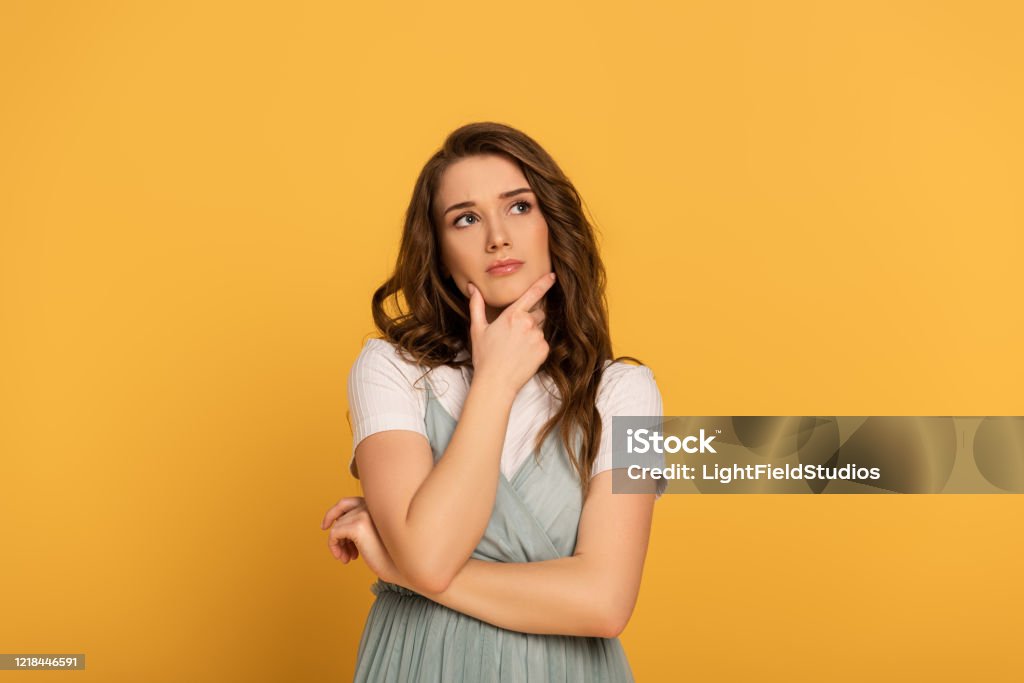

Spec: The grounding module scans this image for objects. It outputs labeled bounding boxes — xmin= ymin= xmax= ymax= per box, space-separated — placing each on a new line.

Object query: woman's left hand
xmin=321 ymin=496 xmax=406 ymax=587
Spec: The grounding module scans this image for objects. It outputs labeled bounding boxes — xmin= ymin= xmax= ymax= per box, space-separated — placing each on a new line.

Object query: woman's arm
xmin=330 ymin=359 xmax=664 ymax=634
xmin=392 ymin=469 xmax=657 ymax=638
xmin=355 ymin=378 xmax=514 ymax=594
xmin=355 ymin=274 xmax=555 ymax=595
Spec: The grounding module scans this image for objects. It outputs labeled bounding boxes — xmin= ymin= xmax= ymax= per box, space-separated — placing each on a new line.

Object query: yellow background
xmin=2 ymin=1 xmax=1021 ymax=680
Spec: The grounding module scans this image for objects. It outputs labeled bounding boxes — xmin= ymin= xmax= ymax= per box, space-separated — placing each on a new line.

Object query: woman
xmin=321 ymin=122 xmax=665 ymax=681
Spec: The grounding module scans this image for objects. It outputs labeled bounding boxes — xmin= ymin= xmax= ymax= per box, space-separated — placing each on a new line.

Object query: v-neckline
xmin=424 ymin=382 xmax=540 ymax=489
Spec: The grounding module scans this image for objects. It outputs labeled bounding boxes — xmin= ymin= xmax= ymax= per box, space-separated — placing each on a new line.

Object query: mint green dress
xmin=352 ymin=384 xmax=636 ymax=682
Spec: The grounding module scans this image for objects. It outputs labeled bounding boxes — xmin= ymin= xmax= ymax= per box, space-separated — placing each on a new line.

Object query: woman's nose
xmin=485 ymin=219 xmax=511 ymax=251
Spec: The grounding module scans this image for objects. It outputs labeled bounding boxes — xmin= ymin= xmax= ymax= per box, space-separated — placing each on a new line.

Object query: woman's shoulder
xmin=350 ymin=338 xmax=426 ymax=387
xmin=599 ymin=359 xmax=656 ymax=385
xmin=357 ymin=337 xmax=417 ymax=364
xmin=357 ymin=337 xmax=468 ymax=365
xmin=350 ymin=337 xmax=465 ymax=394
xmin=596 ymin=359 xmax=660 ymax=409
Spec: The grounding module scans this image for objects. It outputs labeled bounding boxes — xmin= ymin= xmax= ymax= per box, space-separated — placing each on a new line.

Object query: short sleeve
xmin=347 ymin=339 xmax=428 ymax=479
xmin=592 ymin=363 xmax=668 ymax=498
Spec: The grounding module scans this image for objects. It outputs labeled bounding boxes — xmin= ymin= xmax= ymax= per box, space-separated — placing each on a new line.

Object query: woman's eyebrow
xmin=442 ymin=188 xmax=533 ymax=217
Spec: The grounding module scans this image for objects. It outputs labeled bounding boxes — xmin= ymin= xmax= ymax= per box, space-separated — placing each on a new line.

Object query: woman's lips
xmin=487 ymin=261 xmax=524 ymax=276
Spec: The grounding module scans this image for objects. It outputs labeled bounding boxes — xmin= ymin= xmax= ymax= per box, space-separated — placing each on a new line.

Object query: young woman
xmin=320 ymin=122 xmax=665 ymax=681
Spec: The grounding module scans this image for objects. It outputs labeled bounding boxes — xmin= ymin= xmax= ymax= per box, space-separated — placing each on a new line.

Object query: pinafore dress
xmin=352 ymin=383 xmax=635 ymax=682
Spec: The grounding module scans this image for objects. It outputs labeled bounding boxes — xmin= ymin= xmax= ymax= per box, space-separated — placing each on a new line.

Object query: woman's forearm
xmin=405 ymin=555 xmax=631 ymax=639
xmin=398 ymin=374 xmax=517 ymax=592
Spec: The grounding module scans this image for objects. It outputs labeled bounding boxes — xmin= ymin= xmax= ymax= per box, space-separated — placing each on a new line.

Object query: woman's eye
xmin=453 ymin=201 xmax=530 ymax=228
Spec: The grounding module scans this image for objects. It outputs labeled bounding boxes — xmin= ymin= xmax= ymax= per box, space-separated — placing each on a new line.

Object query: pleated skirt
xmin=352 ymin=581 xmax=635 ymax=682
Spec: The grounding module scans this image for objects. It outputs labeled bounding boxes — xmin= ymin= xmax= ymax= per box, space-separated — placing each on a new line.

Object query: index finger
xmin=321 ymin=496 xmax=365 ymax=529
xmin=467 ymin=282 xmax=487 ymax=334
xmin=509 ymin=272 xmax=556 ymax=314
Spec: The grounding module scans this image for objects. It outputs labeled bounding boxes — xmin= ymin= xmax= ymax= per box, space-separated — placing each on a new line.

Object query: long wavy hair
xmin=370 ymin=121 xmax=643 ymax=498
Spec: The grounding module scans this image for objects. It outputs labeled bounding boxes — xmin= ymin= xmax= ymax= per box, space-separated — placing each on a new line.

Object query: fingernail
xmin=549 ymin=272 xmax=556 ymax=281
xmin=468 ymin=283 xmax=476 ymax=295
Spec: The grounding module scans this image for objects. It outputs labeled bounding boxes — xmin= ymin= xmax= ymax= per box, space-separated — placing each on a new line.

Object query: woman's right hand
xmin=467 ymin=271 xmax=556 ymax=396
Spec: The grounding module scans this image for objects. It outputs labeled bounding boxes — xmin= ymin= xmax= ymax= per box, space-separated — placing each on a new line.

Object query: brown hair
xmin=370 ymin=121 xmax=644 ymax=498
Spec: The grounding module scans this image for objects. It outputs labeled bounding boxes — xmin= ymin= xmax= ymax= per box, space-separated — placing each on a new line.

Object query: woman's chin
xmin=488 ymin=273 xmax=541 ymax=299
xmin=486 ymin=296 xmax=516 ymax=309
xmin=479 ymin=286 xmax=524 ymax=308
xmin=483 ymin=293 xmax=527 ymax=312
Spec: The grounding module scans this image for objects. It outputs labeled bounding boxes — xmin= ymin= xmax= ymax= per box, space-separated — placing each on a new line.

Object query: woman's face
xmin=434 ymin=154 xmax=552 ymax=324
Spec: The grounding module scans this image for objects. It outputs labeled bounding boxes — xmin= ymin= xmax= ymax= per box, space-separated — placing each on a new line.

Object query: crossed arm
xmin=352 ymin=418 xmax=657 ymax=639
xmin=407 ymin=468 xmax=656 ymax=638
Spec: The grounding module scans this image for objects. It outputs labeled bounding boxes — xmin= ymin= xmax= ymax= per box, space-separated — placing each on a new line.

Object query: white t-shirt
xmin=347 ymin=338 xmax=664 ymax=496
